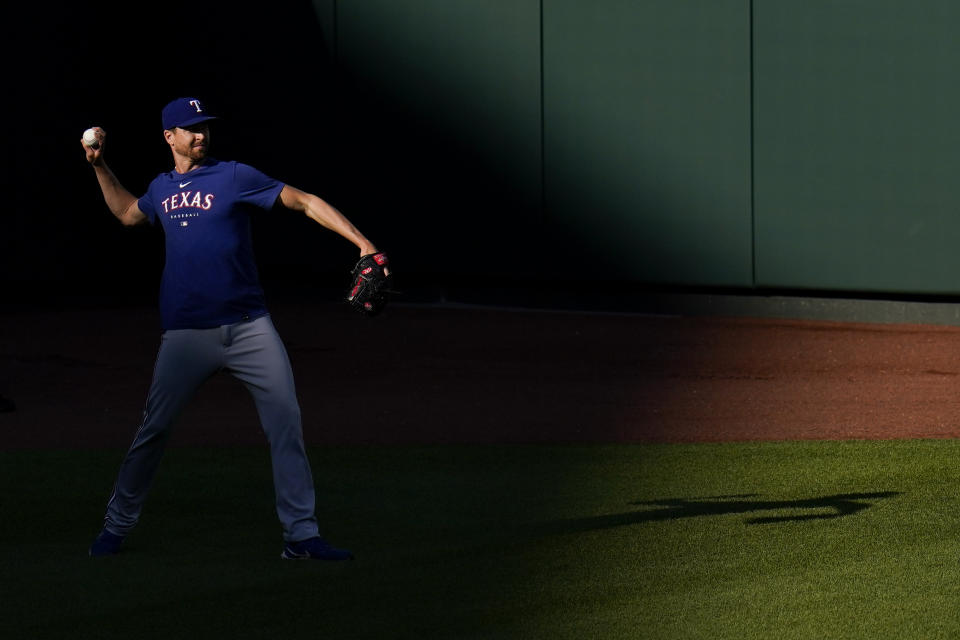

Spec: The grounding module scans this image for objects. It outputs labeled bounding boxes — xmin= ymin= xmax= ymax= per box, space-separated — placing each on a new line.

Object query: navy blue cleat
xmin=89 ymin=530 xmax=125 ymax=556
xmin=281 ymin=536 xmax=353 ymax=561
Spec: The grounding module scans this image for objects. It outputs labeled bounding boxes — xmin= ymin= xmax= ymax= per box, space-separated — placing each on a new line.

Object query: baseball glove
xmin=347 ymin=252 xmax=392 ymax=316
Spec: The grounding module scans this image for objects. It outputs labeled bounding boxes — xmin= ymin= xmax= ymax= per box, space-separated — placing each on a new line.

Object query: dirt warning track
xmin=2 ymin=302 xmax=959 ymax=449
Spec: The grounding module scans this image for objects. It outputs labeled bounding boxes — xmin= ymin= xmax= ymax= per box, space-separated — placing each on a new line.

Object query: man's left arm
xmin=278 ymin=185 xmax=379 ymax=257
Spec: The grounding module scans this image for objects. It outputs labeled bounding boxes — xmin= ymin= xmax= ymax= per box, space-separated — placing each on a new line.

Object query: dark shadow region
xmin=544 ymin=492 xmax=901 ymax=535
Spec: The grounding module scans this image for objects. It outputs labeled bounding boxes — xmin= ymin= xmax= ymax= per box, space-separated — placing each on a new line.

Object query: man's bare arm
xmin=81 ymin=127 xmax=147 ymax=227
xmin=278 ymin=185 xmax=378 ymax=256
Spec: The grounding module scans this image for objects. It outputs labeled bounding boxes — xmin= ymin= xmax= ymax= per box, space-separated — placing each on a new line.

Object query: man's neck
xmin=173 ymin=156 xmax=206 ymax=175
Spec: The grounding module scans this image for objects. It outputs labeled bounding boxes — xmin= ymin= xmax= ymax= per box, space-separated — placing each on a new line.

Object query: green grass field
xmin=2 ymin=440 xmax=960 ymax=639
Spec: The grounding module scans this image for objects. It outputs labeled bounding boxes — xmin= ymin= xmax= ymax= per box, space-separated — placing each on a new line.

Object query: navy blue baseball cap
xmin=162 ymin=97 xmax=218 ymax=130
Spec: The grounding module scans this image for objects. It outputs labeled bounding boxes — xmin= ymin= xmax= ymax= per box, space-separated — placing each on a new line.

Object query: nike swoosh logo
xmin=180 ymin=181 xmax=192 ymax=188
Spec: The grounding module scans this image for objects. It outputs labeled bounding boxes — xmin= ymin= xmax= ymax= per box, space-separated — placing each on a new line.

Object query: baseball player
xmin=83 ymin=97 xmax=384 ymax=560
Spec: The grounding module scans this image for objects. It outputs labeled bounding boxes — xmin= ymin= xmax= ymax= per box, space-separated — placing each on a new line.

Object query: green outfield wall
xmin=313 ymin=0 xmax=960 ymax=294
xmin=754 ymin=1 xmax=960 ymax=294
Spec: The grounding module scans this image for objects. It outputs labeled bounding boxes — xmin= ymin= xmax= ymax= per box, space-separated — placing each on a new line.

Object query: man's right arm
xmin=82 ymin=127 xmax=148 ymax=227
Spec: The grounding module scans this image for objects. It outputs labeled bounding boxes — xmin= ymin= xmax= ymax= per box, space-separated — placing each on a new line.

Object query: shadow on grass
xmin=544 ymin=492 xmax=900 ymax=534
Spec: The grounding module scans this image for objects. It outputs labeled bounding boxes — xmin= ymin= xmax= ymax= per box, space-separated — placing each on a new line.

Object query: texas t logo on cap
xmin=162 ymin=97 xmax=218 ymax=130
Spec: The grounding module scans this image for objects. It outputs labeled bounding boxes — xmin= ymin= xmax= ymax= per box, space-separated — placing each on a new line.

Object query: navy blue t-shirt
xmin=138 ymin=158 xmax=284 ymax=330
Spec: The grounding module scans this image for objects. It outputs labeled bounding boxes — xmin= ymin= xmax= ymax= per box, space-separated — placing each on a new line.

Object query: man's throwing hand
xmin=81 ymin=126 xmax=105 ymax=164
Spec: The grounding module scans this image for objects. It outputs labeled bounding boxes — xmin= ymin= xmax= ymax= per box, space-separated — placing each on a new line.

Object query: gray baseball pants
xmin=101 ymin=315 xmax=320 ymax=542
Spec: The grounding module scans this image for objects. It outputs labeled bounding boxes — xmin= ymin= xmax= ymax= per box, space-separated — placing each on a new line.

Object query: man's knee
xmin=261 ymin=400 xmax=302 ymax=438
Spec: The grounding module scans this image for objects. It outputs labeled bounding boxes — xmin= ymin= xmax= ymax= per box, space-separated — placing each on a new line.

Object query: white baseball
xmin=83 ymin=128 xmax=100 ymax=148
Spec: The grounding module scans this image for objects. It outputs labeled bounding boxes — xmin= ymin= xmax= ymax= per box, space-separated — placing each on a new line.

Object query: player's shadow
xmin=542 ymin=491 xmax=900 ymax=535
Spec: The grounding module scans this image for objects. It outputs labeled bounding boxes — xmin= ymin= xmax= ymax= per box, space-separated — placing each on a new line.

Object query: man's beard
xmin=178 ymin=140 xmax=208 ymax=161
